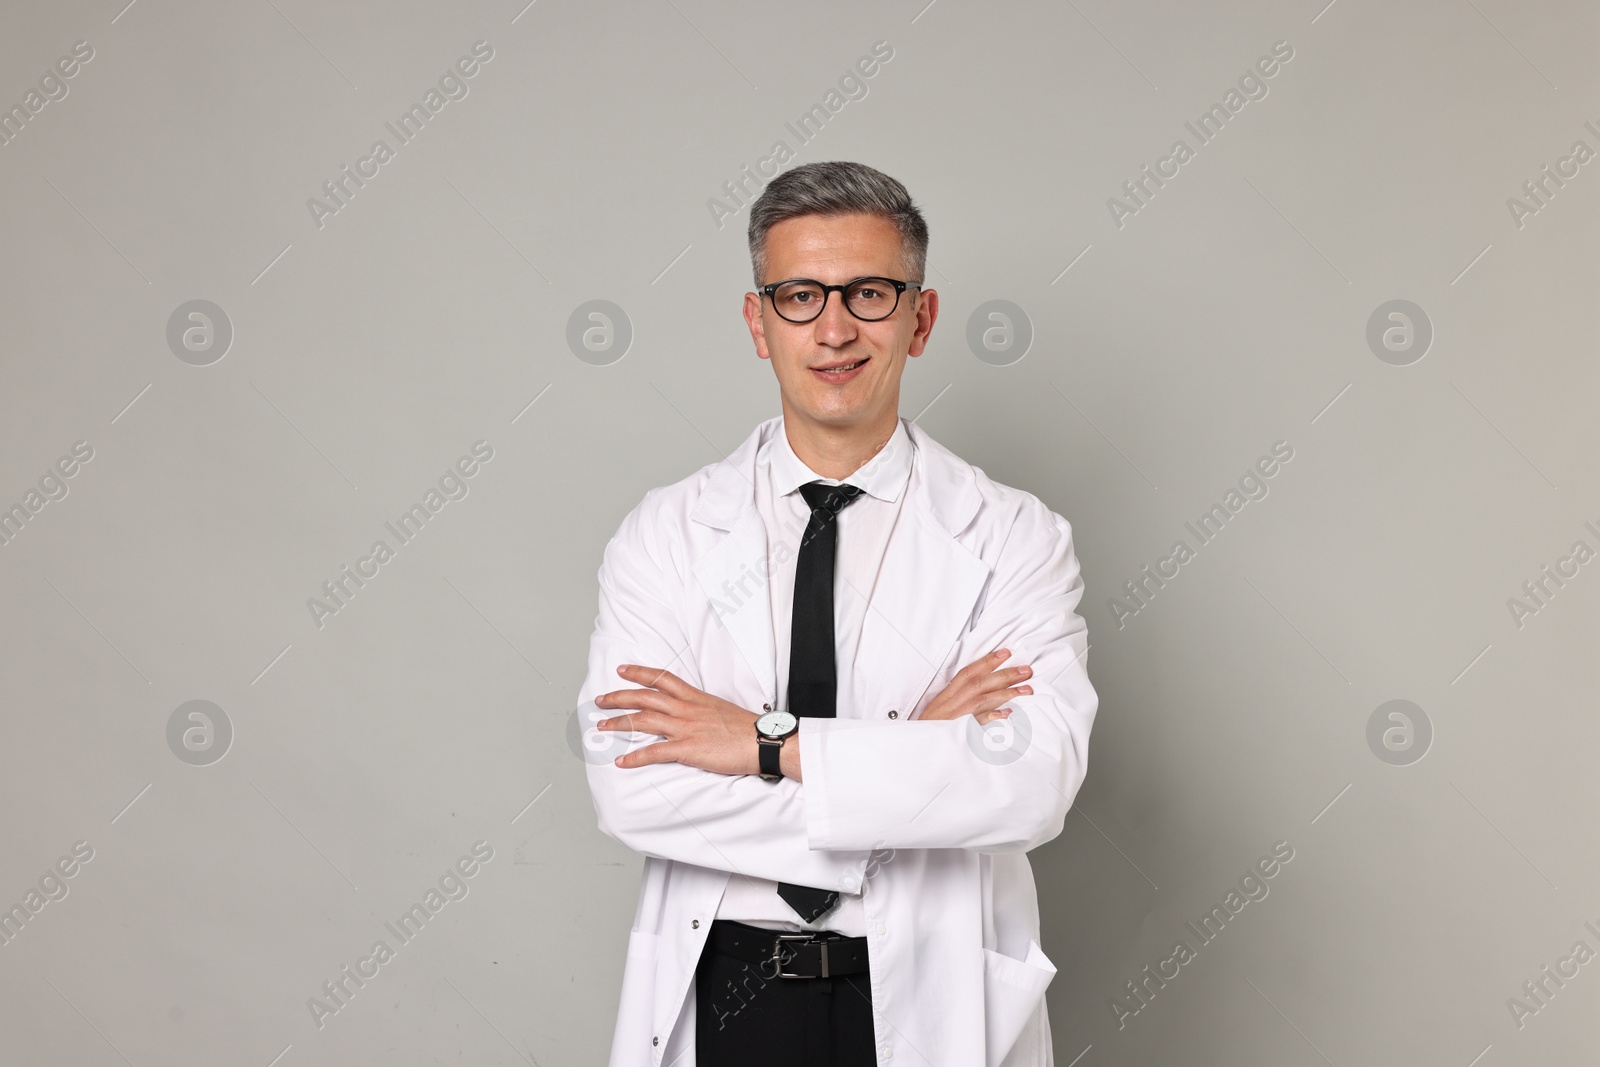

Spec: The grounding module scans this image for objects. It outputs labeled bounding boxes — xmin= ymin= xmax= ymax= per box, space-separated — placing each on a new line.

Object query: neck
xmin=780 ymin=402 xmax=899 ymax=481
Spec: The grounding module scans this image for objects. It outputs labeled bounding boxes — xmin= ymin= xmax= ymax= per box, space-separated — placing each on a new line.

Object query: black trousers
xmin=695 ymin=920 xmax=877 ymax=1066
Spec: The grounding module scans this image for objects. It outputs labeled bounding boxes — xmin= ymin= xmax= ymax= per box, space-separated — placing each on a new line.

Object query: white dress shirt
xmin=713 ymin=413 xmax=915 ymax=936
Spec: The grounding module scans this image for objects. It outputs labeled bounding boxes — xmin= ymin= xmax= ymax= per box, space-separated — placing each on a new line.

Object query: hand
xmin=593 ymin=664 xmax=763 ymax=776
xmin=917 ymin=648 xmax=1032 ymax=725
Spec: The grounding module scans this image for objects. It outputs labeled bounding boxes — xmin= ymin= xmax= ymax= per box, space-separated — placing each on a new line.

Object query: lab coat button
xmin=691 ymin=919 xmax=700 ymax=928
xmin=652 ymin=1035 xmax=659 ymax=1046
xmin=887 ymin=709 xmax=898 ymax=719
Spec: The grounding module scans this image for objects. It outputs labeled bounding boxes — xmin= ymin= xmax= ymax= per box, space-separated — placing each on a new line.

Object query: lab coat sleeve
xmin=799 ymin=494 xmax=1098 ymax=854
xmin=579 ymin=491 xmax=870 ymax=890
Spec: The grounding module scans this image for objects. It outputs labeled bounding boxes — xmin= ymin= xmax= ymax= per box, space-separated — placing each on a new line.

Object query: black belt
xmin=707 ymin=919 xmax=870 ymax=979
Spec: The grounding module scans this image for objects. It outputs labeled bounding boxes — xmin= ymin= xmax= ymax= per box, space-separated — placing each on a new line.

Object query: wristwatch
xmin=754 ymin=704 xmax=798 ymax=781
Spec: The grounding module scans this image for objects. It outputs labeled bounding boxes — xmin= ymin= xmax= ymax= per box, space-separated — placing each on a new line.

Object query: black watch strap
xmin=758 ymin=736 xmax=783 ymax=779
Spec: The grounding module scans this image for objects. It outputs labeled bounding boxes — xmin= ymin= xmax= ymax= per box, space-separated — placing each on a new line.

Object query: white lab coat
xmin=579 ymin=415 xmax=1098 ymax=1066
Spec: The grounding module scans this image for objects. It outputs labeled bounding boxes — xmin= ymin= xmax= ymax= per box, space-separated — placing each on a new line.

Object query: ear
xmin=744 ymin=291 xmax=772 ymax=360
xmin=905 ymin=288 xmax=938 ymax=357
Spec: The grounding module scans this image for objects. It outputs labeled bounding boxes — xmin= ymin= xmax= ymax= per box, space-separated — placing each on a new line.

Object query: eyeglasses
xmin=759 ymin=276 xmax=922 ymax=324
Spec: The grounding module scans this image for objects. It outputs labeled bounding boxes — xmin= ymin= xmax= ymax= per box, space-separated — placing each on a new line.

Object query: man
xmin=579 ymin=161 xmax=1098 ymax=1066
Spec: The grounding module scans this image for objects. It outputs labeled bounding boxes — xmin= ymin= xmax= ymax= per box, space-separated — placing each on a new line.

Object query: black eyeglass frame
xmin=758 ymin=276 xmax=923 ymax=324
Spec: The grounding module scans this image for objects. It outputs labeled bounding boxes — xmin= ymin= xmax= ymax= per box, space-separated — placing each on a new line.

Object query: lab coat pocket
xmin=613 ymin=929 xmax=660 ymax=1060
xmin=982 ymin=938 xmax=1057 ymax=1066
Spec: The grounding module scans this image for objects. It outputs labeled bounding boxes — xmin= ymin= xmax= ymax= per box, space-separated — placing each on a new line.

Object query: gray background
xmin=1 ymin=0 xmax=1595 ymax=1064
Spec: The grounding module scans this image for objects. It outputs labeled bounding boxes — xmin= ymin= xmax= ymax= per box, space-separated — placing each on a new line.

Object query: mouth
xmin=811 ymin=356 xmax=869 ymax=382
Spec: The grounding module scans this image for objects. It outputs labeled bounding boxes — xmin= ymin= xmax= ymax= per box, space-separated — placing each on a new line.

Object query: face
xmin=743 ymin=213 xmax=937 ymax=436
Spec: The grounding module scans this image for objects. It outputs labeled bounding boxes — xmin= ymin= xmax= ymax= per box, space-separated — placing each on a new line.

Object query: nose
xmin=811 ymin=291 xmax=858 ymax=347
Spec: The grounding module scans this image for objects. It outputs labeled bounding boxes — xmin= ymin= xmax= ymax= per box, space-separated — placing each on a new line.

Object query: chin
xmin=799 ymin=399 xmax=874 ymax=425
xmin=782 ymin=377 xmax=885 ymax=425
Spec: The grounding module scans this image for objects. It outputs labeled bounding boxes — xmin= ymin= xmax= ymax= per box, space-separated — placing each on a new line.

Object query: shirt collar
xmin=764 ymin=415 xmax=914 ymax=504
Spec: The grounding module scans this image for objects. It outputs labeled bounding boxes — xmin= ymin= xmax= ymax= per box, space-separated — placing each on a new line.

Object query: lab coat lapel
xmin=692 ymin=503 xmax=777 ymax=706
xmin=855 ymin=419 xmax=990 ymax=719
xmin=690 ymin=422 xmax=778 ymax=707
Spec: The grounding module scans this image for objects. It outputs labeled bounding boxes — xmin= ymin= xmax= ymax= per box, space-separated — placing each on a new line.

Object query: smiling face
xmin=743 ymin=212 xmax=937 ymax=445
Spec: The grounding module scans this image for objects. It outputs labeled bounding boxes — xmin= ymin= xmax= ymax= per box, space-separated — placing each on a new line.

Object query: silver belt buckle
xmin=773 ymin=933 xmax=827 ymax=979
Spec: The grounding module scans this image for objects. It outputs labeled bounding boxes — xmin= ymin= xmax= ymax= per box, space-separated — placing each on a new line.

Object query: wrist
xmin=754 ymin=705 xmax=798 ymax=780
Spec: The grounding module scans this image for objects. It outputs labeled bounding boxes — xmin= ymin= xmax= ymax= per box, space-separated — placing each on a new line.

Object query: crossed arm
xmin=593 ymin=646 xmax=1030 ymax=782
xmin=578 ymin=494 xmax=1098 ymax=881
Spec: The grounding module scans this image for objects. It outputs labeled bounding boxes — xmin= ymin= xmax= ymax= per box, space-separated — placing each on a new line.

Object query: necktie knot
xmin=799 ymin=481 xmax=864 ymax=516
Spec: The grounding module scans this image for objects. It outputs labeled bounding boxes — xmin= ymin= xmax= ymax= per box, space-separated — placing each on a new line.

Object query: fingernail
xmin=596 ymin=718 xmax=609 ymax=728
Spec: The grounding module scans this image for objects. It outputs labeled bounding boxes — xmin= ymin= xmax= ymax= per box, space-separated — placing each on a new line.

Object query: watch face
xmin=756 ymin=710 xmax=797 ymax=739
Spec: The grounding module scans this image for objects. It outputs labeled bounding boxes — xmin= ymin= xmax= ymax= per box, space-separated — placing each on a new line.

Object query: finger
xmin=595 ymin=710 xmax=667 ymax=735
xmin=940 ymin=662 xmax=1030 ymax=713
xmin=955 ymin=648 xmax=1011 ymax=681
xmin=596 ymin=687 xmax=672 ymax=715
xmin=617 ymin=663 xmax=696 ymax=698
xmin=968 ymin=686 xmax=1029 ymax=717
xmin=615 ymin=740 xmax=684 ymax=769
xmin=936 ymin=652 xmax=1014 ymax=704
xmin=971 ymin=667 xmax=1033 ymax=698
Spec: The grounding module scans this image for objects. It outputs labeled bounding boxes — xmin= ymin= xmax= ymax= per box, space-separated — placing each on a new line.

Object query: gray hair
xmin=747 ymin=161 xmax=929 ymax=287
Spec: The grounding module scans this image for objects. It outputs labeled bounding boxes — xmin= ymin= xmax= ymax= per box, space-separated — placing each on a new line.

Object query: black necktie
xmin=776 ymin=480 xmax=866 ymax=925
